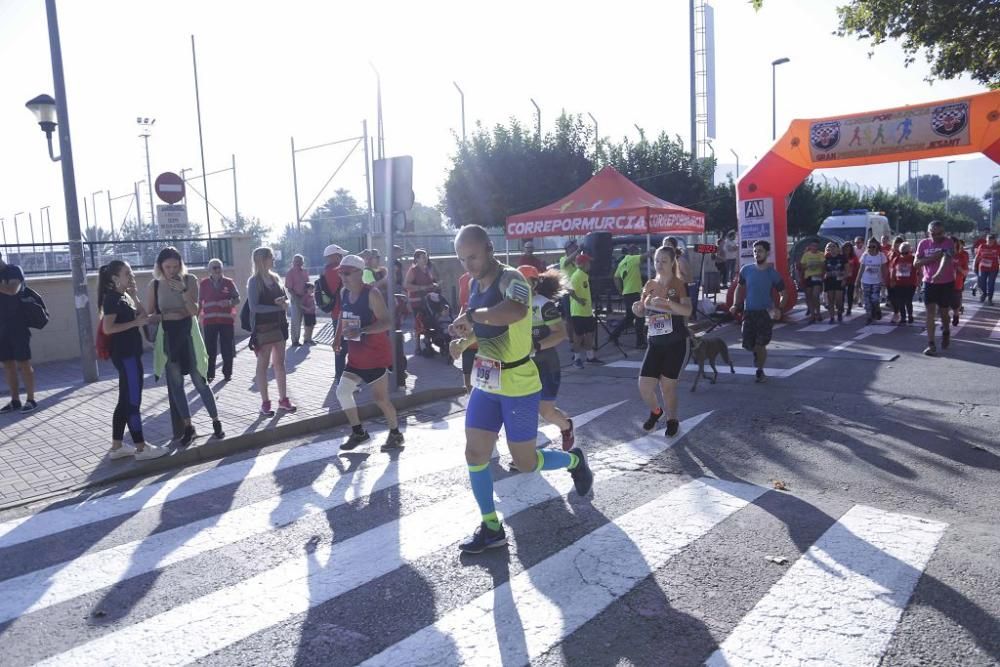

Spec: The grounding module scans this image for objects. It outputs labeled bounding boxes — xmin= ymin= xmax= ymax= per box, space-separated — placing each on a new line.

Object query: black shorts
xmin=640 ymin=337 xmax=688 ymax=380
xmin=805 ymin=277 xmax=823 ymax=289
xmin=344 ymin=366 xmax=389 ymax=384
xmin=823 ymin=279 xmax=843 ymax=292
xmin=461 ymin=347 xmax=477 ymax=376
xmin=741 ymin=310 xmax=774 ymax=350
xmin=0 ymin=327 xmax=31 ymax=362
xmin=570 ymin=316 xmax=596 ymax=334
xmin=923 ymin=281 xmax=954 ymax=308
xmin=303 ymin=313 xmax=317 ymax=327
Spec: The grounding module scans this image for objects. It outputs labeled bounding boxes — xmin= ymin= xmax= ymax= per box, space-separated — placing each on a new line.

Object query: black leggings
xmin=112 ymin=355 xmax=145 ymax=444
xmin=895 ymin=285 xmax=916 ymax=320
xmin=844 ymin=281 xmax=856 ymax=312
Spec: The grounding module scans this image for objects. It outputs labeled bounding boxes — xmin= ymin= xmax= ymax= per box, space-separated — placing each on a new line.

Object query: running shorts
xmin=805 ymin=276 xmax=823 ymax=288
xmin=639 ymin=338 xmax=688 ymax=380
xmin=0 ymin=327 xmax=31 ymax=362
xmin=343 ymin=366 xmax=389 ymax=385
xmin=570 ymin=316 xmax=596 ymax=334
xmin=923 ymin=281 xmax=954 ymax=308
xmin=741 ymin=309 xmax=774 ymax=350
xmin=823 ymin=279 xmax=843 ymax=292
xmin=465 ymin=388 xmax=540 ymax=442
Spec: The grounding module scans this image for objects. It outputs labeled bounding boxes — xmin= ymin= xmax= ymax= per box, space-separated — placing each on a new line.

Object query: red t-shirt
xmin=975 ymin=244 xmax=1000 ymax=272
xmin=845 ymin=255 xmax=860 ymax=282
xmin=890 ymin=254 xmax=918 ymax=287
xmin=322 ymin=265 xmax=343 ymax=319
xmin=953 ymin=250 xmax=970 ymax=290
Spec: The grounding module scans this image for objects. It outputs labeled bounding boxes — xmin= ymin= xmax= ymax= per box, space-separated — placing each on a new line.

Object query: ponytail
xmin=97 ymin=260 xmax=126 ymax=314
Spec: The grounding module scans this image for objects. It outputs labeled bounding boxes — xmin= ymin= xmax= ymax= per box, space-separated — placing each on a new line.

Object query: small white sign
xmin=157 ymin=205 xmax=189 ymax=237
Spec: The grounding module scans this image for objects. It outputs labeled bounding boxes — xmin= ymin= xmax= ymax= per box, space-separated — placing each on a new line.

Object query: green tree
xmin=409 ymin=202 xmax=448 ymax=234
xmin=221 ymin=214 xmax=268 ymax=248
xmin=896 ymin=174 xmax=946 ymax=203
xmin=752 ymin=0 xmax=1000 ymax=87
xmin=945 ymin=194 xmax=987 ymax=229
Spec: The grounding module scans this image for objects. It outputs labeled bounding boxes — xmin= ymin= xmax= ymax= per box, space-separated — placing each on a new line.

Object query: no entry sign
xmin=154 ymin=172 xmax=185 ymax=205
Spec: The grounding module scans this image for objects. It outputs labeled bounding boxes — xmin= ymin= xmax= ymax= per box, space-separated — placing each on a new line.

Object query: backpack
xmin=316 ymin=274 xmax=339 ymax=314
xmin=239 ymin=300 xmax=252 ymax=332
xmin=95 ymin=320 xmax=112 ymax=360
xmin=19 ymin=286 xmax=49 ymax=330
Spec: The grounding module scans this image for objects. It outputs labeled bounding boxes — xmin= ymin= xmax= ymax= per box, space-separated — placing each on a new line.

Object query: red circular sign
xmin=154 ymin=172 xmax=185 ymax=205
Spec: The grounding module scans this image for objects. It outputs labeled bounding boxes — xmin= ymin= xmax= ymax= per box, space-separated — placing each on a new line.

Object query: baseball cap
xmin=575 ymin=253 xmax=592 ymax=263
xmin=517 ymin=264 xmax=540 ymax=280
xmin=323 ymin=244 xmax=347 ymax=257
xmin=337 ymin=255 xmax=366 ymax=272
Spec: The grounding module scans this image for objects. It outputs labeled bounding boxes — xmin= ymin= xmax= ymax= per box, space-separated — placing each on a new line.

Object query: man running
xmin=730 ymin=241 xmax=787 ymax=383
xmin=915 ymin=221 xmax=955 ymax=356
xmin=334 ymin=255 xmax=404 ymax=451
xmin=448 ymin=225 xmax=592 ymax=554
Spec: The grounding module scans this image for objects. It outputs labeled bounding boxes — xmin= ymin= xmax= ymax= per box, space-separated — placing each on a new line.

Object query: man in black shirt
xmin=0 ymin=252 xmax=36 ymax=413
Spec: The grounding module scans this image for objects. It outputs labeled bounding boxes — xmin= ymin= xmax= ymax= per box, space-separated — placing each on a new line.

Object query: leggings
xmin=844 ymin=281 xmax=855 ymax=312
xmin=896 ymin=285 xmax=915 ymax=320
xmin=862 ymin=283 xmax=882 ymax=315
xmin=165 ymin=360 xmax=219 ymax=421
xmin=112 ymin=355 xmax=145 ymax=443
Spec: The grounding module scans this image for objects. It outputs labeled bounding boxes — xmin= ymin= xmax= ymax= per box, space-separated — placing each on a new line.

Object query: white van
xmin=818 ymin=209 xmax=892 ymax=244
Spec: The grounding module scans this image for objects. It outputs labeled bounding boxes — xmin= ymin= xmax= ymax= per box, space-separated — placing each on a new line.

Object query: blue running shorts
xmin=465 ymin=388 xmax=540 ymax=443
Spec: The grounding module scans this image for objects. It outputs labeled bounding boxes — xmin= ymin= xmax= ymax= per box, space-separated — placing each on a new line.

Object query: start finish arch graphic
xmin=735 ymin=89 xmax=1000 ymax=303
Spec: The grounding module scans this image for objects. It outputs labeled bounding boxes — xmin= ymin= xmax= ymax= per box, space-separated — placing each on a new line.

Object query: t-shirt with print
xmin=976 ymin=245 xmax=1000 ymax=272
xmin=568 ymin=269 xmax=592 ymax=317
xmin=916 ymin=237 xmax=956 ymax=284
xmin=800 ymin=251 xmax=825 ymax=279
xmin=614 ymin=254 xmax=642 ymax=296
xmin=738 ymin=264 xmax=784 ymax=311
xmin=859 ymin=252 xmax=887 ymax=285
xmin=824 ymin=255 xmax=847 ymax=283
xmin=890 ymin=254 xmax=918 ymax=287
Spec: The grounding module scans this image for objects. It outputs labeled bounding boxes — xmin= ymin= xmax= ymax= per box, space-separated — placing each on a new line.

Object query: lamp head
xmin=772 ymin=57 xmax=790 ymax=66
xmin=25 ymin=94 xmax=57 ymax=134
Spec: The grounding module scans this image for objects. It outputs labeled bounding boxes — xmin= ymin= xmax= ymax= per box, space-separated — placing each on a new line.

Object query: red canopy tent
xmin=504 ymin=165 xmax=705 ymax=240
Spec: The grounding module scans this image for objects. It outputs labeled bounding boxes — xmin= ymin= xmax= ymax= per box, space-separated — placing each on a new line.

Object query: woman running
xmin=518 ymin=265 xmax=575 ymax=450
xmin=99 ymin=261 xmax=167 ymax=461
xmin=856 ymin=238 xmax=889 ymax=324
xmin=147 ymin=247 xmax=224 ymax=445
xmin=890 ymin=241 xmax=918 ymax=325
xmin=248 ymin=247 xmax=296 ymax=417
xmin=823 ymin=242 xmax=846 ymax=323
xmin=632 ymin=246 xmax=692 ymax=437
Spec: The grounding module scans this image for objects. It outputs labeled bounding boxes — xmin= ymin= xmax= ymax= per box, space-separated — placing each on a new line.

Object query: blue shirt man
xmin=731 ymin=241 xmax=787 ymax=383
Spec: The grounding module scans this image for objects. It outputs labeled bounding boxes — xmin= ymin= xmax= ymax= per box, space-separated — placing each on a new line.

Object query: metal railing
xmin=0 ymin=237 xmax=234 ymax=276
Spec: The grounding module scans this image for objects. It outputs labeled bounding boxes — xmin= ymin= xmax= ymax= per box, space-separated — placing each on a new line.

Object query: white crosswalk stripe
xmin=0 ymin=405 xmax=953 ymax=667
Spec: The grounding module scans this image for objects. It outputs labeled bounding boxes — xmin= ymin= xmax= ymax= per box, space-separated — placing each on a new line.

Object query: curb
xmin=0 ymin=386 xmax=465 ymax=513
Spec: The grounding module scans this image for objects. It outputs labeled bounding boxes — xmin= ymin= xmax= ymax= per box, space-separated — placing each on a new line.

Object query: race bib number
xmin=647 ymin=313 xmax=674 ymax=337
xmin=982 ymin=259 xmax=995 ymax=270
xmin=897 ymin=265 xmax=911 ymax=277
xmin=341 ymin=314 xmax=362 ymax=341
xmin=473 ymin=356 xmax=501 ymax=392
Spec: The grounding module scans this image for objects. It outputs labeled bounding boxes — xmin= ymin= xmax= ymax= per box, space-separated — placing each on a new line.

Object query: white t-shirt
xmin=860 ymin=252 xmax=886 ymax=285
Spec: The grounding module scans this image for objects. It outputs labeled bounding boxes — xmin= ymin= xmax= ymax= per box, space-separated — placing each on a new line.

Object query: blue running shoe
xmin=459 ymin=522 xmax=507 ymax=554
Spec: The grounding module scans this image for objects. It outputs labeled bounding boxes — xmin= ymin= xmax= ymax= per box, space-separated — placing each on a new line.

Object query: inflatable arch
xmin=735 ymin=89 xmax=1000 ymax=307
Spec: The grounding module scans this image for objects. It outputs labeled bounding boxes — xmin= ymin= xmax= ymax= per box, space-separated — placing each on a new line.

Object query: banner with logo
xmin=809 ymin=100 xmax=971 ymax=164
xmin=737 ymin=197 xmax=775 ymax=265
xmin=505 ymin=210 xmax=703 ymax=239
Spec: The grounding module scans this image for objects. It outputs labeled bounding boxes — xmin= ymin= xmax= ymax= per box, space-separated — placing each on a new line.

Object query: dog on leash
xmin=689 ymin=335 xmax=735 ymax=392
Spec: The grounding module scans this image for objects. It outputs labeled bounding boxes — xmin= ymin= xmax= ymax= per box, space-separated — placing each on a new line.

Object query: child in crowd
xmin=302 ymin=282 xmax=318 ymax=345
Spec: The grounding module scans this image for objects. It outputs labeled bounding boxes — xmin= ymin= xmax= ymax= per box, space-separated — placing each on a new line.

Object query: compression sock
xmin=534 ymin=449 xmax=578 ymax=471
xmin=468 ymin=463 xmax=500 ymax=530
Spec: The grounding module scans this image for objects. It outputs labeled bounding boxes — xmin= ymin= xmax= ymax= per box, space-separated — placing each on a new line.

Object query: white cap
xmin=323 ymin=244 xmax=347 ymax=257
xmin=337 ymin=254 xmax=366 ymax=271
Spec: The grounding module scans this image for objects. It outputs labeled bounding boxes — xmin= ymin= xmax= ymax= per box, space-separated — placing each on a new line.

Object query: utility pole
xmin=689 ymin=0 xmax=697 ymax=163
xmin=191 ymin=35 xmax=212 ymax=239
xmin=530 ymin=98 xmax=541 ymax=143
xmin=453 ymin=81 xmax=466 ymax=143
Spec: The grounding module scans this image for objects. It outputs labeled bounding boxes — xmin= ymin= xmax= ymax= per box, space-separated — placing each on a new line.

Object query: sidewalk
xmin=0 ymin=334 xmax=465 ymax=508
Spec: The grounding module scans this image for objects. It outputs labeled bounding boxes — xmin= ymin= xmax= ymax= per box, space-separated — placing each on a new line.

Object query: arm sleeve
xmin=500 ymin=270 xmax=531 ymax=306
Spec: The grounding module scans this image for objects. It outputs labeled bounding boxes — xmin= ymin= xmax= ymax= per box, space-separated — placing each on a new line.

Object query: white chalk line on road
xmin=34 ymin=412 xmax=712 ymax=667
xmin=0 ymin=403 xmax=623 ymax=626
xmin=361 ymin=477 xmax=765 ymax=667
xmin=706 ymin=504 xmax=947 ymax=667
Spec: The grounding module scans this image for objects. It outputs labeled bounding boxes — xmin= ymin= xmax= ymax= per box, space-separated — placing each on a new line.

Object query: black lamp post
xmin=25 ymin=0 xmax=98 ymax=382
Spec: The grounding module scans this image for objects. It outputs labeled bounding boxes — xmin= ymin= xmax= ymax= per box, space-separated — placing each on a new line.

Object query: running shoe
xmin=20 ymin=399 xmax=37 ymax=413
xmin=260 ymin=400 xmax=275 ymax=417
xmin=981 ymin=294 xmax=987 ymax=303
xmin=278 ymin=397 xmax=297 ymax=413
xmin=951 ymin=313 xmax=959 ymax=326
xmin=568 ymin=447 xmax=594 ymax=496
xmin=755 ymin=369 xmax=767 ymax=383
xmin=828 ymin=317 xmax=834 ymax=324
xmin=923 ymin=343 xmax=938 ymax=357
xmin=573 ymin=358 xmax=585 ymax=369
xmin=341 ymin=430 xmax=371 ymax=450
xmin=135 ymin=444 xmax=168 ymax=461
xmin=665 ymin=419 xmax=679 ymax=437
xmin=560 ymin=418 xmax=575 ymax=451
xmin=642 ymin=409 xmax=663 ymax=432
xmin=837 ymin=313 xmax=843 ymax=323
xmin=459 ymin=522 xmax=507 ymax=554
xmin=382 ymin=430 xmax=405 ymax=450
xmin=213 ymin=420 xmax=225 ymax=440
xmin=206 ymin=375 xmax=215 ymax=383
xmin=0 ymin=400 xmax=21 ymax=414
xmin=942 ymin=330 xmax=950 ymax=349
xmin=109 ymin=444 xmax=136 ymax=460
xmin=586 ymin=357 xmax=605 ymax=365
xmin=866 ymin=316 xmax=873 ymax=325
xmin=180 ymin=425 xmax=197 ymax=447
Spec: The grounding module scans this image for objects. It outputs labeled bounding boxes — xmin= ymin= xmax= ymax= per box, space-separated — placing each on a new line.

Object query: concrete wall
xmin=24 ymin=236 xmax=257 ymax=365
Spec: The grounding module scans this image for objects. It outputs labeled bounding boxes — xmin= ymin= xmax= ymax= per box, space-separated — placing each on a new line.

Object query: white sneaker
xmin=109 ymin=444 xmax=136 ymax=459
xmin=135 ymin=444 xmax=168 ymax=461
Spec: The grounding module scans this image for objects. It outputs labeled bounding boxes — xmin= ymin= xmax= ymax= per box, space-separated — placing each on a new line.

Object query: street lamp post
xmin=91 ymin=189 xmax=103 ymax=238
xmin=453 ymin=81 xmax=466 ymax=143
xmin=13 ymin=212 xmax=24 ymax=247
xmin=945 ymin=160 xmax=955 ymax=214
xmin=530 ymin=98 xmax=541 ymax=143
xmin=771 ymin=57 xmax=790 ymax=141
xmin=24 ymin=0 xmax=98 ymax=382
xmin=730 ymin=148 xmax=740 ymax=178
xmin=137 ymin=117 xmax=156 ymax=229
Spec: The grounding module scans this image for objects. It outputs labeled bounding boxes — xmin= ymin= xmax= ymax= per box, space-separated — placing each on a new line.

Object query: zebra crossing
xmin=0 ymin=404 xmax=954 ymax=666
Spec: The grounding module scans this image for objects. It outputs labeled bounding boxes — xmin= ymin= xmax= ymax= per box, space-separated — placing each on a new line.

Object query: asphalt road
xmin=0 ymin=299 xmax=998 ymax=666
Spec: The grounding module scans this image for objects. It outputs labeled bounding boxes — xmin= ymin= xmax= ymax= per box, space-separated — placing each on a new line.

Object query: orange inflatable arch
xmin=735 ymin=89 xmax=1000 ymax=307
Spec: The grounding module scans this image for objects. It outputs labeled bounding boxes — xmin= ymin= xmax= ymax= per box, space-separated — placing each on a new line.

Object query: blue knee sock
xmin=534 ymin=449 xmax=578 ymax=471
xmin=468 ymin=463 xmax=499 ymax=530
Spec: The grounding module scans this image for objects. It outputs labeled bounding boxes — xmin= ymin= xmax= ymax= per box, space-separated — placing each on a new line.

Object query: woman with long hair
xmin=632 ymin=245 xmax=692 ymax=437
xmin=518 ymin=265 xmax=575 ymax=450
xmin=404 ymin=248 xmax=439 ymax=356
xmin=147 ymin=247 xmax=224 ymax=445
xmin=248 ymin=246 xmax=296 ymax=417
xmin=99 ymin=261 xmax=167 ymax=460
xmin=822 ymin=242 xmax=846 ymax=323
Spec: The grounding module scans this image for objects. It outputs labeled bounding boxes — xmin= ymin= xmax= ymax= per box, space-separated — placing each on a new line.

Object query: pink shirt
xmin=916 ymin=237 xmax=956 ymax=284
xmin=284 ymin=266 xmax=309 ymax=297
